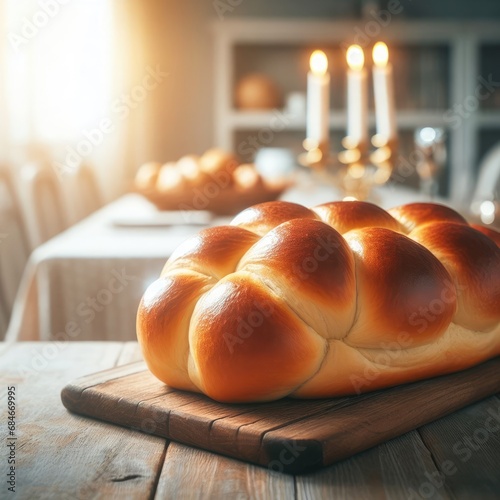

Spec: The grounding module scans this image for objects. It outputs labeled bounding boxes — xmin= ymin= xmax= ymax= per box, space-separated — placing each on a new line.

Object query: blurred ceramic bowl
xmin=235 ymin=74 xmax=282 ymax=110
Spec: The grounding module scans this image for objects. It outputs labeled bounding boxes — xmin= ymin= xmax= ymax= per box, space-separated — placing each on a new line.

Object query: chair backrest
xmin=74 ymin=161 xmax=102 ymax=220
xmin=20 ymin=162 xmax=68 ymax=247
xmin=0 ymin=278 xmax=8 ymax=339
xmin=0 ymin=167 xmax=31 ymax=338
xmin=58 ymin=161 xmax=103 ymax=226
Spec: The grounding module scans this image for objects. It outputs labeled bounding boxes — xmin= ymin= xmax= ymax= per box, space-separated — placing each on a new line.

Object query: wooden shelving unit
xmin=227 ymin=110 xmax=449 ymax=130
xmin=213 ymin=19 xmax=500 ymax=203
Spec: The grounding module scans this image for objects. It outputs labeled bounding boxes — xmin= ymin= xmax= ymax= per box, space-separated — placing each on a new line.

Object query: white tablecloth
xmin=6 ymin=185 xmax=439 ymax=342
xmin=6 ymin=194 xmax=233 ymax=342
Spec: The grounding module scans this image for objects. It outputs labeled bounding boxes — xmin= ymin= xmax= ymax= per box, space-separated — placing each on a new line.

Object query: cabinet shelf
xmin=228 ymin=110 xmax=449 ymax=131
xmin=214 ymin=19 xmax=500 ymax=202
xmin=476 ymin=111 xmax=500 ymax=127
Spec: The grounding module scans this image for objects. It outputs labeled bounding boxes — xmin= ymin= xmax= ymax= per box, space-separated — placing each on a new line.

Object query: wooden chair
xmin=58 ymin=161 xmax=103 ymax=226
xmin=0 ymin=167 xmax=31 ymax=338
xmin=0 ymin=261 xmax=9 ymax=339
xmin=73 ymin=161 xmax=102 ymax=221
xmin=20 ymin=162 xmax=68 ymax=248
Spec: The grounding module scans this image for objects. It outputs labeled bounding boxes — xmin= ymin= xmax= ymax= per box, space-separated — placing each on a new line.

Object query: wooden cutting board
xmin=61 ymin=357 xmax=500 ymax=474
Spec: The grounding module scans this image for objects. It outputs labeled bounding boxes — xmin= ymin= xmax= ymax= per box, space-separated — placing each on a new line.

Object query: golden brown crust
xmin=470 ymin=224 xmax=500 ymax=247
xmin=162 ymin=225 xmax=259 ymax=280
xmin=293 ymin=322 xmax=500 ymax=397
xmin=189 ymin=272 xmax=325 ymax=402
xmin=230 ymin=201 xmax=318 ymax=236
xmin=344 ymin=228 xmax=456 ymax=348
xmin=314 ymin=201 xmax=402 ymax=234
xmin=389 ymin=203 xmax=467 ymax=233
xmin=238 ymin=218 xmax=356 ymax=339
xmin=137 ymin=271 xmax=215 ymax=391
xmin=137 ymin=200 xmax=500 ymax=402
xmin=409 ymin=222 xmax=500 ymax=331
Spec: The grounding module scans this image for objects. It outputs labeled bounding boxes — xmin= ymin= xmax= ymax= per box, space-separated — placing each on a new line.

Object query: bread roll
xmin=388 ymin=202 xmax=467 ymax=232
xmin=176 ymin=155 xmax=210 ymax=188
xmin=314 ymin=201 xmax=402 ymax=234
xmin=232 ymin=164 xmax=262 ymax=192
xmin=199 ymin=148 xmax=239 ymax=178
xmin=137 ymin=200 xmax=500 ymax=402
xmin=230 ymin=201 xmax=319 ymax=236
xmin=471 ymin=224 xmax=500 ymax=246
xmin=135 ymin=162 xmax=161 ymax=190
xmin=156 ymin=162 xmax=186 ymax=193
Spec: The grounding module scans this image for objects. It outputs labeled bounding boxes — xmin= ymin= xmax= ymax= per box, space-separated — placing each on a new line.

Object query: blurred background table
xmin=5 ymin=183 xmax=441 ymax=342
xmin=5 ymin=194 xmax=231 ymax=342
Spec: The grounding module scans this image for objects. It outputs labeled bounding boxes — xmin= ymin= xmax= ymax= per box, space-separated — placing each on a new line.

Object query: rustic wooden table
xmin=1 ymin=342 xmax=499 ymax=499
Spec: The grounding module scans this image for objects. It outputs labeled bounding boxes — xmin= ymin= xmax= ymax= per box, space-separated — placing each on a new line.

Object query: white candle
xmin=306 ymin=50 xmax=330 ymax=147
xmin=372 ymin=42 xmax=397 ymax=142
xmin=346 ymin=45 xmax=368 ymax=146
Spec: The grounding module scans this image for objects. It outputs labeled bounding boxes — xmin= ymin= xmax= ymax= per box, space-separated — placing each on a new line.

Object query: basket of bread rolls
xmin=134 ymin=148 xmax=289 ymax=215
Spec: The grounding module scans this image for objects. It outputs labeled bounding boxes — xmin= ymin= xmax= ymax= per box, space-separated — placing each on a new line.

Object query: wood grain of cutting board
xmin=61 ymin=357 xmax=500 ymax=474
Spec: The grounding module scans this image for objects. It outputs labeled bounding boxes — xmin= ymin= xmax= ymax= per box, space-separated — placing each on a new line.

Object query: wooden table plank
xmin=117 ymin=341 xmax=144 ymax=365
xmin=209 ymin=397 xmax=346 ymax=462
xmin=62 ymin=361 xmax=148 ymax=398
xmin=155 ymin=442 xmax=294 ymax=500
xmin=296 ymin=431 xmax=451 ymax=500
xmin=0 ymin=342 xmax=167 ymax=500
xmin=260 ymin=359 xmax=500 ymax=467
xmin=2 ymin=342 xmax=499 ymax=498
xmin=417 ymin=395 xmax=500 ymax=500
xmin=61 ymin=354 xmax=500 ymax=474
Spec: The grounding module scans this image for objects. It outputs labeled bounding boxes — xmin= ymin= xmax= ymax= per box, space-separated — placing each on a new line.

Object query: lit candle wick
xmin=310 ymin=50 xmax=328 ymax=76
xmin=347 ymin=45 xmax=364 ymax=72
xmin=373 ymin=41 xmax=389 ymax=68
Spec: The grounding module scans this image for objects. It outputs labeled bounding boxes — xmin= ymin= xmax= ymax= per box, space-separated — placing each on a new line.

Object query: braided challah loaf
xmin=137 ymin=201 xmax=500 ymax=402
